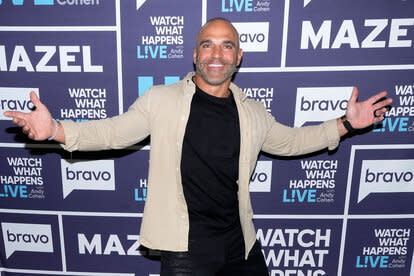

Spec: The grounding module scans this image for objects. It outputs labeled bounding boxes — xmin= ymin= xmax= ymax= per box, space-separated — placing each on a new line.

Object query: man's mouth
xmin=207 ymin=63 xmax=225 ymax=70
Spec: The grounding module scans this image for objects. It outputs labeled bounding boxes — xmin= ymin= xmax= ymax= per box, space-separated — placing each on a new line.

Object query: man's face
xmin=194 ymin=20 xmax=242 ymax=86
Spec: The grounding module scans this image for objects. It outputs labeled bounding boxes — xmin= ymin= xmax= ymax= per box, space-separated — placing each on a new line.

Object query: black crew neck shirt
xmin=180 ymin=85 xmax=244 ymax=261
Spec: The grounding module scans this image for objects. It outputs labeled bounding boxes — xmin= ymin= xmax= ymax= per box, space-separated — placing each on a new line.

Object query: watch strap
xmin=341 ymin=115 xmax=356 ymax=134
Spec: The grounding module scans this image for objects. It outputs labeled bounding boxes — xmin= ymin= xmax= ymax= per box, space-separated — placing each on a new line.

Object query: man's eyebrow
xmin=199 ymin=39 xmax=237 ymax=47
xmin=223 ymin=40 xmax=236 ymax=47
xmin=199 ymin=39 xmax=212 ymax=46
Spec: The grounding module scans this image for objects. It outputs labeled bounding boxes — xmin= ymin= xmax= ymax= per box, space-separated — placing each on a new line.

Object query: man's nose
xmin=212 ymin=45 xmax=222 ymax=58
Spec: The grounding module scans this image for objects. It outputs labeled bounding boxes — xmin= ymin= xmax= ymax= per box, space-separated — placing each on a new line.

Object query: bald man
xmin=5 ymin=18 xmax=391 ymax=275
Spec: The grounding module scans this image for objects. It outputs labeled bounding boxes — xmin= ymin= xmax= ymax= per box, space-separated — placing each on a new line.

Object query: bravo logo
xmin=358 ymin=159 xmax=414 ymax=203
xmin=60 ymin=159 xmax=115 ymax=199
xmin=250 ymin=161 xmax=272 ymax=192
xmin=1 ymin=222 xmax=53 ymax=258
xmin=0 ymin=87 xmax=39 ymax=120
xmin=232 ymin=22 xmax=269 ymax=52
xmin=294 ymin=87 xmax=352 ymax=127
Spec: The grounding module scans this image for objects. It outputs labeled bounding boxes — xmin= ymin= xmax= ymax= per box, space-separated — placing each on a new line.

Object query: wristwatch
xmin=341 ymin=115 xmax=356 ymax=134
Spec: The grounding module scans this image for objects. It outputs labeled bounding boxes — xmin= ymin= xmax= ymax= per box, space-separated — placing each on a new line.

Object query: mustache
xmin=197 ymin=58 xmax=236 ymax=66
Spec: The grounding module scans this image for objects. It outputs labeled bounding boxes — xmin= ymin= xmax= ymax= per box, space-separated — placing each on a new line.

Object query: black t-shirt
xmin=181 ymin=85 xmax=244 ymax=262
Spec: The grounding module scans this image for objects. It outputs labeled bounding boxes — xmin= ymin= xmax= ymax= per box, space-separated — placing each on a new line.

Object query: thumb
xmin=30 ymin=91 xmax=42 ymax=109
xmin=349 ymin=86 xmax=359 ymax=104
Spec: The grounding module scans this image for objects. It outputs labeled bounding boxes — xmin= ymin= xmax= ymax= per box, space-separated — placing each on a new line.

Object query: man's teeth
xmin=209 ymin=64 xmax=224 ymax=67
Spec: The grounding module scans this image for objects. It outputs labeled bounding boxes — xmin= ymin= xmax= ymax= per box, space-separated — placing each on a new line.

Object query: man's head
xmin=193 ymin=18 xmax=242 ymax=87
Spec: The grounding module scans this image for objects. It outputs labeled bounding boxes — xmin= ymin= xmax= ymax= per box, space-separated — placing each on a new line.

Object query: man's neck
xmin=193 ymin=74 xmax=231 ymax=98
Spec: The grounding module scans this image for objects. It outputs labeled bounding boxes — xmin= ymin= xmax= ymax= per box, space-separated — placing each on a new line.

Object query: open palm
xmin=346 ymin=87 xmax=392 ymax=129
xmin=4 ymin=91 xmax=55 ymax=140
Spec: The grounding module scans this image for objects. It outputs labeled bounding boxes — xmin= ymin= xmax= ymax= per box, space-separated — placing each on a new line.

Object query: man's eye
xmin=202 ymin=44 xmax=210 ymax=48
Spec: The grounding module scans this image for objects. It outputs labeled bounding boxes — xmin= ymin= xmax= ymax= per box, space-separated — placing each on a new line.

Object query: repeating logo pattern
xmin=0 ymin=0 xmax=413 ymax=275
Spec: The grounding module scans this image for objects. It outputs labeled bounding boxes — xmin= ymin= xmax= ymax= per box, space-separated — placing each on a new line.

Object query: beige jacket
xmin=60 ymin=72 xmax=340 ymax=259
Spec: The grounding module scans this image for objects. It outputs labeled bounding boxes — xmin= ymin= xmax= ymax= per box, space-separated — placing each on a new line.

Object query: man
xmin=5 ymin=18 xmax=391 ymax=275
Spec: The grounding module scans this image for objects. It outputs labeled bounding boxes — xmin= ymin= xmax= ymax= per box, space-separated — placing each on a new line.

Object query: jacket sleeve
xmin=59 ymin=90 xmax=151 ymax=152
xmin=261 ymin=110 xmax=340 ymax=156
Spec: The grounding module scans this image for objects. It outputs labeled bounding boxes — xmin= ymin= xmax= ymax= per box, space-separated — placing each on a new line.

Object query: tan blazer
xmin=60 ymin=72 xmax=340 ymax=259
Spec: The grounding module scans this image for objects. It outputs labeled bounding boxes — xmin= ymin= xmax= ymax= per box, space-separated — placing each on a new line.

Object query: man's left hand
xmin=339 ymin=87 xmax=392 ymax=135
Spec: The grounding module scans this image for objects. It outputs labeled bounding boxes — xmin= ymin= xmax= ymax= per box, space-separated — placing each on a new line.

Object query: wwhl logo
xmin=60 ymin=159 xmax=115 ymax=199
xmin=1 ymin=222 xmax=53 ymax=258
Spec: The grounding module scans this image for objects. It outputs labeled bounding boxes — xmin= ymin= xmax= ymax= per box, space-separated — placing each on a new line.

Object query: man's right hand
xmin=4 ymin=91 xmax=65 ymax=143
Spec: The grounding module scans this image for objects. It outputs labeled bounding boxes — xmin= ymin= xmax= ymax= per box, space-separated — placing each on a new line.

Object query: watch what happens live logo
xmin=373 ymin=84 xmax=414 ymax=133
xmin=137 ymin=16 xmax=184 ymax=60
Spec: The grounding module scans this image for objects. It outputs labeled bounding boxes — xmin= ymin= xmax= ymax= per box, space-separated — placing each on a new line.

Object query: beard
xmin=195 ymin=56 xmax=238 ymax=86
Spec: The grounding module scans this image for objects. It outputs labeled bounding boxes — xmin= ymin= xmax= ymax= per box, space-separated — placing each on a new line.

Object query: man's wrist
xmin=341 ymin=115 xmax=356 ymax=134
xmin=48 ymin=119 xmax=58 ymax=140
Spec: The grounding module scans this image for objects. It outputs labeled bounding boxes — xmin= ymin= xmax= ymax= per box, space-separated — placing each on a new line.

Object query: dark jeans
xmin=160 ymin=240 xmax=269 ymax=276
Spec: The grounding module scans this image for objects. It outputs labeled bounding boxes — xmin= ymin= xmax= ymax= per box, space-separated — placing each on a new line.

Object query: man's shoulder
xmin=230 ymin=83 xmax=267 ymax=112
xmin=244 ymin=96 xmax=264 ymax=108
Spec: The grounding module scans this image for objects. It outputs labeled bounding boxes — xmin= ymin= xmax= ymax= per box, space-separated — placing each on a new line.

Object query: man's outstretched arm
xmin=4 ymin=89 xmax=151 ymax=151
xmin=4 ymin=91 xmax=66 ymax=143
xmin=261 ymin=87 xmax=393 ymax=156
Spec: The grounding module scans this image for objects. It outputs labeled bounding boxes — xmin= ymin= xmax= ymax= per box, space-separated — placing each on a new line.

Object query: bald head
xmin=193 ymin=17 xmax=243 ymax=90
xmin=196 ymin=17 xmax=240 ymax=50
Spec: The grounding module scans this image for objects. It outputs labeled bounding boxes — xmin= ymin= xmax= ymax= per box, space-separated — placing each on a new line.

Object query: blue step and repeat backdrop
xmin=0 ymin=0 xmax=413 ymax=275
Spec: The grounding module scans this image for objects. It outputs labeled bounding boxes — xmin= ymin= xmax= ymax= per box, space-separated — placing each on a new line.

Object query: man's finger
xmin=4 ymin=110 xmax=27 ymax=120
xmin=372 ymin=97 xmax=392 ymax=111
xmin=15 ymin=119 xmax=27 ymax=127
xmin=349 ymin=86 xmax=359 ymax=103
xmin=22 ymin=126 xmax=30 ymax=134
xmin=374 ymin=107 xmax=388 ymax=118
xmin=30 ymin=91 xmax=42 ymax=108
xmin=368 ymin=91 xmax=388 ymax=104
xmin=373 ymin=115 xmax=385 ymax=124
xmin=12 ymin=116 xmax=24 ymax=125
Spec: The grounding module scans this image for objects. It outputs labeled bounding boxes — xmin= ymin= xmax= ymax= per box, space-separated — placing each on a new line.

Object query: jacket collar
xmin=183 ymin=72 xmax=247 ymax=102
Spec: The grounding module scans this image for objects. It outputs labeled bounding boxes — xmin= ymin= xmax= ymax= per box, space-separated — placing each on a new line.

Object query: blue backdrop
xmin=0 ymin=0 xmax=413 ymax=275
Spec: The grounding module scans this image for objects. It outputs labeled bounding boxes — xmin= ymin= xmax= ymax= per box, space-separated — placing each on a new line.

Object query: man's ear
xmin=193 ymin=48 xmax=197 ymax=64
xmin=237 ymin=48 xmax=243 ymax=66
